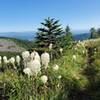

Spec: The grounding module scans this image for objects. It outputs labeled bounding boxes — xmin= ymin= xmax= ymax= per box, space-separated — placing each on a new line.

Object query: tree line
xmin=34 ymin=17 xmax=100 ymax=48
xmin=35 ymin=17 xmax=72 ymax=49
xmin=90 ymin=27 xmax=100 ymax=39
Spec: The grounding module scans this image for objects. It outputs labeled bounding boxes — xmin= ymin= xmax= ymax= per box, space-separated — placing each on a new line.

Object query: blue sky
xmin=0 ymin=0 xmax=100 ymax=32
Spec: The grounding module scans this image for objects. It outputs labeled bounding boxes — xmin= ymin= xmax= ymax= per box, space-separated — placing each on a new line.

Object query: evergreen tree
xmin=65 ymin=26 xmax=73 ymax=41
xmin=59 ymin=26 xmax=73 ymax=47
xmin=90 ymin=28 xmax=96 ymax=39
xmin=97 ymin=28 xmax=100 ymax=37
xmin=35 ymin=17 xmax=63 ymax=48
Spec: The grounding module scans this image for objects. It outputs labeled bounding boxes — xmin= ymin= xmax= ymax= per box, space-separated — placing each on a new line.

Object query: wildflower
xmin=22 ymin=51 xmax=30 ymax=68
xmin=82 ymin=42 xmax=85 ymax=47
xmin=3 ymin=56 xmax=8 ymax=64
xmin=16 ymin=55 xmax=21 ymax=65
xmin=59 ymin=48 xmax=63 ymax=54
xmin=41 ymin=52 xmax=50 ymax=69
xmin=34 ymin=51 xmax=40 ymax=61
xmin=0 ymin=56 xmax=2 ymax=64
xmin=53 ymin=64 xmax=59 ymax=71
xmin=9 ymin=57 xmax=16 ymax=69
xmin=72 ymin=55 xmax=76 ymax=60
xmin=49 ymin=43 xmax=53 ymax=50
xmin=57 ymin=84 xmax=60 ymax=88
xmin=31 ymin=51 xmax=40 ymax=61
xmin=41 ymin=75 xmax=48 ymax=84
xmin=22 ymin=51 xmax=30 ymax=60
xmin=9 ymin=57 xmax=15 ymax=64
xmin=27 ymin=59 xmax=41 ymax=76
xmin=23 ymin=67 xmax=32 ymax=76
xmin=30 ymin=51 xmax=35 ymax=60
xmin=0 ymin=56 xmax=2 ymax=61
xmin=74 ymin=47 xmax=77 ymax=50
xmin=94 ymin=48 xmax=96 ymax=51
xmin=82 ymin=50 xmax=85 ymax=54
xmin=58 ymin=75 xmax=62 ymax=79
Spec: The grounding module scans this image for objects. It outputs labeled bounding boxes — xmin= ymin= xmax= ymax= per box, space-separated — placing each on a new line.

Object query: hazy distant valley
xmin=0 ymin=31 xmax=90 ymax=41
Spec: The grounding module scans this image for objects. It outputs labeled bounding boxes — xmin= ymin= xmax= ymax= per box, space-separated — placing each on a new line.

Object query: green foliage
xmin=58 ymin=26 xmax=73 ymax=48
xmin=90 ymin=27 xmax=96 ymax=39
xmin=90 ymin=27 xmax=100 ymax=39
xmin=0 ymin=52 xmax=20 ymax=58
xmin=35 ymin=17 xmax=63 ymax=47
xmin=0 ymin=38 xmax=100 ymax=100
xmin=97 ymin=28 xmax=100 ymax=37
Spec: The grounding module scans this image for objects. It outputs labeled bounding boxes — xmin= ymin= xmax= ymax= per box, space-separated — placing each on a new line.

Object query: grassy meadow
xmin=0 ymin=38 xmax=100 ymax=100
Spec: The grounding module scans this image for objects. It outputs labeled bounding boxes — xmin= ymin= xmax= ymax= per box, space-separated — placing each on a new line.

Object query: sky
xmin=0 ymin=0 xmax=100 ymax=32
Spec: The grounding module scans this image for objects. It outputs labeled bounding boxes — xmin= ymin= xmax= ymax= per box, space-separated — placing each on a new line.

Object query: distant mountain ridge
xmin=0 ymin=31 xmax=35 ymax=40
xmin=73 ymin=33 xmax=90 ymax=40
xmin=0 ymin=31 xmax=90 ymax=41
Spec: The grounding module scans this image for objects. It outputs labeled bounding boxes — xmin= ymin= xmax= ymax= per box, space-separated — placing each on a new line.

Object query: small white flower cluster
xmin=22 ymin=51 xmax=50 ymax=76
xmin=59 ymin=48 xmax=63 ymax=54
xmin=41 ymin=75 xmax=48 ymax=84
xmin=41 ymin=52 xmax=50 ymax=69
xmin=49 ymin=43 xmax=53 ymax=50
xmin=53 ymin=64 xmax=59 ymax=71
xmin=40 ymin=64 xmax=60 ymax=84
xmin=23 ymin=67 xmax=32 ymax=77
xmin=0 ymin=55 xmax=21 ymax=67
xmin=16 ymin=55 xmax=21 ymax=66
xmin=72 ymin=55 xmax=76 ymax=61
xmin=0 ymin=56 xmax=2 ymax=64
xmin=22 ymin=50 xmax=62 ymax=84
xmin=3 ymin=56 xmax=9 ymax=64
xmin=9 ymin=57 xmax=15 ymax=64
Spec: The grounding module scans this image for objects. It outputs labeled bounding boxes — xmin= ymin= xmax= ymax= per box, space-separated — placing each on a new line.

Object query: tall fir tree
xmin=59 ymin=26 xmax=73 ymax=47
xmin=90 ymin=27 xmax=96 ymax=39
xmin=65 ymin=26 xmax=73 ymax=41
xmin=35 ymin=17 xmax=63 ymax=48
xmin=97 ymin=28 xmax=100 ymax=37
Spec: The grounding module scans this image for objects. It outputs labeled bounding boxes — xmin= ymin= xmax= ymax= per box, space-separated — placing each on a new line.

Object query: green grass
xmin=0 ymin=52 xmax=20 ymax=58
xmin=0 ymin=38 xmax=100 ymax=100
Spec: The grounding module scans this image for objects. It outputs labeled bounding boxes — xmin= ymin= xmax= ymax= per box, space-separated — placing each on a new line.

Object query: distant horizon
xmin=0 ymin=30 xmax=90 ymax=41
xmin=0 ymin=29 xmax=90 ymax=33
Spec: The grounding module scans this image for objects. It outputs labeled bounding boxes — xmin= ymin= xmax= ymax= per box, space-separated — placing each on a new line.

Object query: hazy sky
xmin=0 ymin=0 xmax=100 ymax=32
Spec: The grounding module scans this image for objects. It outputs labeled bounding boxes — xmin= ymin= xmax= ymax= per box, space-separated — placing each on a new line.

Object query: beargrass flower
xmin=30 ymin=51 xmax=35 ymax=60
xmin=41 ymin=75 xmax=48 ymax=84
xmin=22 ymin=51 xmax=30 ymax=68
xmin=59 ymin=48 xmax=63 ymax=54
xmin=9 ymin=57 xmax=16 ymax=69
xmin=0 ymin=56 xmax=2 ymax=60
xmin=0 ymin=56 xmax=2 ymax=64
xmin=41 ymin=52 xmax=50 ymax=69
xmin=58 ymin=75 xmax=62 ymax=79
xmin=16 ymin=55 xmax=21 ymax=65
xmin=22 ymin=51 xmax=30 ymax=60
xmin=23 ymin=67 xmax=32 ymax=77
xmin=31 ymin=51 xmax=40 ymax=61
xmin=72 ymin=55 xmax=76 ymax=60
xmin=49 ymin=43 xmax=53 ymax=50
xmin=27 ymin=59 xmax=41 ymax=76
xmin=9 ymin=57 xmax=15 ymax=64
xmin=53 ymin=64 xmax=59 ymax=71
xmin=3 ymin=56 xmax=8 ymax=64
xmin=34 ymin=51 xmax=40 ymax=61
xmin=82 ymin=50 xmax=85 ymax=54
